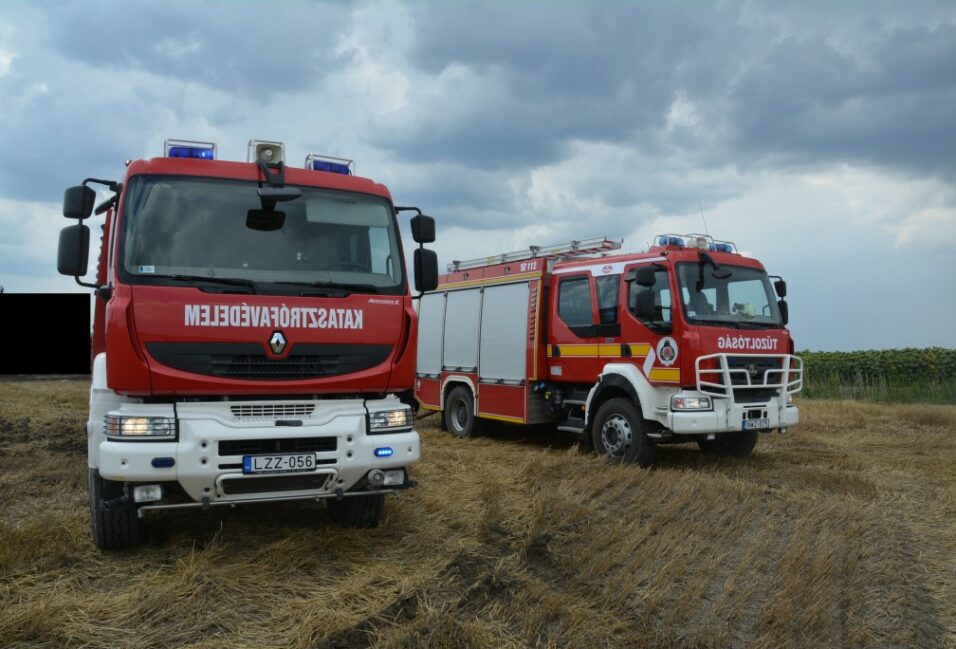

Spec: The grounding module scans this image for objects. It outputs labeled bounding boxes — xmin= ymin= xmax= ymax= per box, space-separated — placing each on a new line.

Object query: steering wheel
xmin=325 ymin=261 xmax=371 ymax=272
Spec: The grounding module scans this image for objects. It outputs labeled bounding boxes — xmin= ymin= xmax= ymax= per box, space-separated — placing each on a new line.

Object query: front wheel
xmin=696 ymin=430 xmax=758 ymax=458
xmin=327 ymin=494 xmax=385 ymax=528
xmin=591 ymin=398 xmax=657 ymax=468
xmin=89 ymin=469 xmax=143 ymax=550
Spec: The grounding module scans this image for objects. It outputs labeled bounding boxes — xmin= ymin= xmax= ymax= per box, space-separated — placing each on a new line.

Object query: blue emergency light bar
xmin=305 ymin=153 xmax=354 ymax=175
xmin=374 ymin=447 xmax=394 ymax=458
xmin=655 ymin=233 xmax=738 ymax=253
xmin=165 ymin=139 xmax=217 ymax=160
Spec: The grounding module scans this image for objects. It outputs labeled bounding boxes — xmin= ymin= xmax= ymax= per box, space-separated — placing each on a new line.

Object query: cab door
xmin=620 ymin=262 xmax=681 ymax=385
xmin=547 ymin=273 xmax=601 ymax=382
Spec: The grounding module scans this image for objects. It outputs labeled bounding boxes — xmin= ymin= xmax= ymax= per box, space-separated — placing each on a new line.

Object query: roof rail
xmin=448 ymin=236 xmax=622 ymax=272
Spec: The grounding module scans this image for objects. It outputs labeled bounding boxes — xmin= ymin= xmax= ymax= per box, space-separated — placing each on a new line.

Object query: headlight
xmin=786 ymin=393 xmax=794 ymax=406
xmin=104 ymin=415 xmax=175 ymax=439
xmin=368 ymin=408 xmax=412 ymax=433
xmin=671 ymin=396 xmax=712 ymax=411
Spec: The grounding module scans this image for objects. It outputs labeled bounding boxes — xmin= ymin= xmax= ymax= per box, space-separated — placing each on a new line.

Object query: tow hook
xmin=102 ymin=495 xmax=128 ymax=511
xmin=201 ymin=496 xmax=210 ymax=511
xmin=335 ymin=488 xmax=344 ymax=501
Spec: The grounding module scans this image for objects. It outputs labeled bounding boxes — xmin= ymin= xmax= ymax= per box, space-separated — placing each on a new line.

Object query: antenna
xmin=698 ymin=201 xmax=709 ymax=236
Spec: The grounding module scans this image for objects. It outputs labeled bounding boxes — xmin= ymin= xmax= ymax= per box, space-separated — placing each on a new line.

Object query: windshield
xmin=676 ymin=262 xmax=782 ymax=328
xmin=120 ymin=175 xmax=405 ymax=294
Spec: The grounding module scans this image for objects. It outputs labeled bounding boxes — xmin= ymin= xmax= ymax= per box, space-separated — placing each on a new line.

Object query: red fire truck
xmin=415 ymin=235 xmax=802 ymax=466
xmin=57 ymin=138 xmax=438 ymax=549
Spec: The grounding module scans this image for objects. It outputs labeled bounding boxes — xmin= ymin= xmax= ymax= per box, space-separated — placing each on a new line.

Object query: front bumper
xmin=667 ymin=394 xmax=800 ymax=435
xmin=96 ymin=399 xmax=420 ymax=506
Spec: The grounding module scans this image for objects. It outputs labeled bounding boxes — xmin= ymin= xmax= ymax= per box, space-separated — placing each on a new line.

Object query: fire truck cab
xmin=415 ymin=234 xmax=801 ymax=466
xmin=57 ymin=138 xmax=439 ymax=549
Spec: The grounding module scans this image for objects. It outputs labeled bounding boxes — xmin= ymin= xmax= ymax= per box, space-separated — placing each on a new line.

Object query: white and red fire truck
xmin=57 ymin=138 xmax=438 ymax=549
xmin=415 ymin=235 xmax=802 ymax=466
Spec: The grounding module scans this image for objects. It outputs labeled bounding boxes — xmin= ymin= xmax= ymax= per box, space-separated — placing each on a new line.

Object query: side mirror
xmin=634 ymin=289 xmax=657 ymax=319
xmin=246 ymin=209 xmax=286 ymax=231
xmin=778 ymin=299 xmax=789 ymax=326
xmin=410 ymin=214 xmax=435 ymax=244
xmin=58 ymin=224 xmax=90 ymax=276
xmin=774 ymin=279 xmax=787 ymax=298
xmin=414 ymin=248 xmax=438 ymax=292
xmin=63 ymin=186 xmax=96 ymax=219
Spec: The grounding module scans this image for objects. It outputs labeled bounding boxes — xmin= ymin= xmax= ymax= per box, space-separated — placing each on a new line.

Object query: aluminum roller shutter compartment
xmin=416 ymin=292 xmax=445 ymax=376
xmin=479 ymin=282 xmax=529 ymax=383
xmin=442 ymin=289 xmax=482 ymax=371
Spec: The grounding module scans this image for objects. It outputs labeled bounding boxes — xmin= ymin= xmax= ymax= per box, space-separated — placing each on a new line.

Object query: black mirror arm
xmin=83 ymin=177 xmax=120 ymax=192
xmin=394 ymin=206 xmax=423 ymax=216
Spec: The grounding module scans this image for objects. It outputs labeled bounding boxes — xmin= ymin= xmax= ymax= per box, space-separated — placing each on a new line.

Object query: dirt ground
xmin=0 ymin=379 xmax=953 ymax=648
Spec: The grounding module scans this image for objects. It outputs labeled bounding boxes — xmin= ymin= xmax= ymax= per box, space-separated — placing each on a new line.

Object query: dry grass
xmin=1 ymin=381 xmax=954 ymax=648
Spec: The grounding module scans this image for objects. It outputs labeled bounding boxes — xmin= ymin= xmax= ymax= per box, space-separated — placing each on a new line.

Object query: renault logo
xmin=269 ymin=330 xmax=287 ymax=355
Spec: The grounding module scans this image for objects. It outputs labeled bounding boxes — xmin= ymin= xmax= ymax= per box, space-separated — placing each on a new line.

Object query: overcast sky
xmin=1 ymin=0 xmax=953 ymax=351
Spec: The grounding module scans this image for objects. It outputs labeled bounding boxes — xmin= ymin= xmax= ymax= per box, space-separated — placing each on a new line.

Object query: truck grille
xmin=725 ymin=356 xmax=784 ymax=385
xmin=218 ymin=436 xmax=337 ymax=456
xmin=230 ymin=404 xmax=315 ymax=418
xmin=220 ymin=474 xmax=331 ymax=495
xmin=146 ymin=342 xmax=391 ymax=380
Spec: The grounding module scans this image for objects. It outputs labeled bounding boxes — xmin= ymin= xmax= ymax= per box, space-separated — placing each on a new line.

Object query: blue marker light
xmin=374 ymin=447 xmax=394 ymax=458
xmin=311 ymin=160 xmax=352 ymax=174
xmin=168 ymin=146 xmax=215 ymax=159
xmin=714 ymin=243 xmax=733 ymax=253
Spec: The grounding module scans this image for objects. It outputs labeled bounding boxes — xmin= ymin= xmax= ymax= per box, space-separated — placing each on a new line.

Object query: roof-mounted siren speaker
xmin=248 ymin=140 xmax=285 ymax=165
xmin=305 ymin=154 xmax=354 ymax=175
xmin=165 ymin=138 xmax=216 ymax=159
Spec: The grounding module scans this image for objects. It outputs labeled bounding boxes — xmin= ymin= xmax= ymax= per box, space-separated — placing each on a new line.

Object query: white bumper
xmin=667 ymin=397 xmax=800 ymax=435
xmin=96 ymin=398 xmax=420 ymax=503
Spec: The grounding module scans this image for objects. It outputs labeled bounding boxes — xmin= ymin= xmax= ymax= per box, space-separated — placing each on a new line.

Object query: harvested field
xmin=1 ymin=380 xmax=954 ymax=648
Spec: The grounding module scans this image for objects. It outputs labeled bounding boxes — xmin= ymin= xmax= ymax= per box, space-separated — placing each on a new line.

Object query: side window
xmin=629 ymin=268 xmax=672 ymax=323
xmin=558 ymin=276 xmax=593 ymax=328
xmin=595 ymin=274 xmax=620 ymax=324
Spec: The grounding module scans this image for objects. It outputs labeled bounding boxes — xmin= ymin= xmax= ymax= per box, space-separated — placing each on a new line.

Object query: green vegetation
xmin=799 ymin=347 xmax=956 ymax=404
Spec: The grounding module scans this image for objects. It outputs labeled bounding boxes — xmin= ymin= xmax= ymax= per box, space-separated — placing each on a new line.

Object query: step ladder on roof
xmin=448 ymin=236 xmax=622 ymax=272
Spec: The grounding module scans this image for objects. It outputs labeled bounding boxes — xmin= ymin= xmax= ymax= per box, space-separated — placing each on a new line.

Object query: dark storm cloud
xmin=728 ymin=21 xmax=956 ymax=177
xmin=375 ymin=2 xmax=956 ymax=185
xmin=47 ymin=1 xmax=352 ymax=97
xmin=381 ymin=3 xmax=740 ymax=169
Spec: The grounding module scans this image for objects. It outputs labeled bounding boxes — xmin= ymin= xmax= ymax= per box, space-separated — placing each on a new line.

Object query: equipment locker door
xmin=547 ymin=273 xmax=601 ymax=382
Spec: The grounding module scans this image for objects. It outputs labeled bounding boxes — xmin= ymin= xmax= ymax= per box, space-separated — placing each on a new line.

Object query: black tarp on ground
xmin=0 ymin=294 xmax=90 ymax=374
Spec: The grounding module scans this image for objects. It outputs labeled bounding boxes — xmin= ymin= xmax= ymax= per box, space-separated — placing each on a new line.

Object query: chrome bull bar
xmin=695 ymin=353 xmax=803 ymax=401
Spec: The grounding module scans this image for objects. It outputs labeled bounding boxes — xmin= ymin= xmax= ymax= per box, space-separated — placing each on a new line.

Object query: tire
xmin=89 ymin=469 xmax=143 ymax=550
xmin=327 ymin=494 xmax=385 ymax=528
xmin=591 ymin=398 xmax=657 ymax=468
xmin=696 ymin=430 xmax=758 ymax=458
xmin=444 ymin=386 xmax=476 ymax=438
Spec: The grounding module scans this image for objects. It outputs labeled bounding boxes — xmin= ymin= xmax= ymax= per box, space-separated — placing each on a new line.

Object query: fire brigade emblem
xmin=269 ymin=330 xmax=287 ymax=355
xmin=656 ymin=337 xmax=678 ymax=367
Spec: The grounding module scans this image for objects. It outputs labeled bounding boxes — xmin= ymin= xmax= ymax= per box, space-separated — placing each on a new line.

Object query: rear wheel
xmin=89 ymin=469 xmax=143 ymax=550
xmin=591 ymin=398 xmax=657 ymax=468
xmin=327 ymin=494 xmax=385 ymax=528
xmin=444 ymin=386 xmax=477 ymax=438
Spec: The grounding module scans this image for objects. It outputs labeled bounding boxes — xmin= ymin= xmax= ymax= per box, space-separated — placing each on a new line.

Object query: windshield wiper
xmin=148 ymin=274 xmax=257 ymax=294
xmin=270 ymin=280 xmax=381 ymax=295
xmin=692 ymin=317 xmax=741 ymax=329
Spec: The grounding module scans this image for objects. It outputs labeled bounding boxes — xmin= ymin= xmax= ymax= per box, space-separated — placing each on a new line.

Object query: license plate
xmin=743 ymin=418 xmax=770 ymax=430
xmin=242 ymin=453 xmax=317 ymax=474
